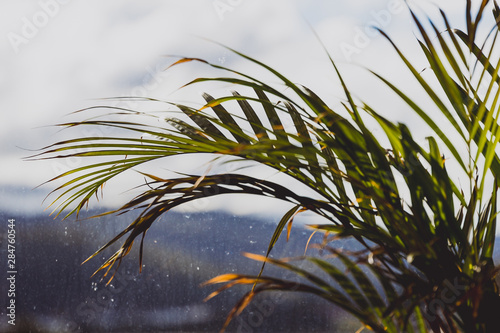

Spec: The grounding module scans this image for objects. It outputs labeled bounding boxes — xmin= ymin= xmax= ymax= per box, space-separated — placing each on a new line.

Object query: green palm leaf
xmin=33 ymin=1 xmax=500 ymax=332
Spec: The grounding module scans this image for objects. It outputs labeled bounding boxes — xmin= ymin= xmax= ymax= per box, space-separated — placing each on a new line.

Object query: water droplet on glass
xmin=368 ymin=252 xmax=374 ymax=265
xmin=406 ymin=253 xmax=414 ymax=264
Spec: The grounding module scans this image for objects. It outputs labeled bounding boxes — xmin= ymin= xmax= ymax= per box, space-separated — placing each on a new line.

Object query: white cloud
xmin=1 ymin=0 xmax=488 ymax=232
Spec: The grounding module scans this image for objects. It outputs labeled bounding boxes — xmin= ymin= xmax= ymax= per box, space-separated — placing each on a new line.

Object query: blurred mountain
xmin=0 ymin=208 xmax=362 ymax=332
xmin=1 ymin=186 xmax=499 ymax=332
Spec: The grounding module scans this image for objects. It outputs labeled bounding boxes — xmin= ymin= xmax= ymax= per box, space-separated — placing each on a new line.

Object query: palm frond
xmin=33 ymin=1 xmax=500 ymax=332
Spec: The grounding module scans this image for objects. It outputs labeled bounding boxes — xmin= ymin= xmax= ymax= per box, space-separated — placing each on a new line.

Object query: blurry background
xmin=1 ymin=1 xmax=495 ymax=332
xmin=0 ymin=0 xmax=467 ymax=214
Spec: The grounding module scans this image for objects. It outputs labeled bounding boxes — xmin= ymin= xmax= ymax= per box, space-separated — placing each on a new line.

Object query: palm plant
xmin=33 ymin=1 xmax=500 ymax=332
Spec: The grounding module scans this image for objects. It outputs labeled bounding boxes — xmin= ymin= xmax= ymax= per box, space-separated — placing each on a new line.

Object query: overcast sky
xmin=0 ymin=1 xmax=484 ymax=222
